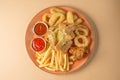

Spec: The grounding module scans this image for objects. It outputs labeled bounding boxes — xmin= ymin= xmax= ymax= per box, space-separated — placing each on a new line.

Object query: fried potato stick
xmin=50 ymin=50 xmax=55 ymax=67
xmin=55 ymin=51 xmax=59 ymax=70
xmin=45 ymin=66 xmax=56 ymax=71
xmin=44 ymin=56 xmax=51 ymax=64
xmin=66 ymin=54 xmax=69 ymax=71
xmin=59 ymin=51 xmax=65 ymax=71
xmin=35 ymin=52 xmax=44 ymax=60
xmin=63 ymin=54 xmax=67 ymax=70
xmin=39 ymin=64 xmax=50 ymax=67
xmin=41 ymin=47 xmax=52 ymax=64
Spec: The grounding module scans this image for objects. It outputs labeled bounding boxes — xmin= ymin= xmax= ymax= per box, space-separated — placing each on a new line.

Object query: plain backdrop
xmin=0 ymin=0 xmax=120 ymax=80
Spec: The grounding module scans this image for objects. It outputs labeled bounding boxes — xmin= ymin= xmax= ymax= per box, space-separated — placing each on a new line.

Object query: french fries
xmin=36 ymin=46 xmax=70 ymax=71
xmin=40 ymin=46 xmax=52 ymax=64
xmin=50 ymin=50 xmax=55 ymax=67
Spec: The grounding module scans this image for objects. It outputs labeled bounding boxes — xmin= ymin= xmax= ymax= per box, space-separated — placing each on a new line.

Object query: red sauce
xmin=32 ymin=38 xmax=46 ymax=51
xmin=34 ymin=22 xmax=47 ymax=36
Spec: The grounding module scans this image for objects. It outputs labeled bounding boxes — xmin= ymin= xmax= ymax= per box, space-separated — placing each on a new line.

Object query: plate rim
xmin=25 ymin=5 xmax=95 ymax=74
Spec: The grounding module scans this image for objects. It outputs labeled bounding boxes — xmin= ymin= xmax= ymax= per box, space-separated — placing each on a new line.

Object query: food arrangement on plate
xmin=25 ymin=6 xmax=94 ymax=74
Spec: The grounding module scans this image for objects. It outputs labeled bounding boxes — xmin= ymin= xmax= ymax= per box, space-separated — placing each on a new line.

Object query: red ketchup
xmin=32 ymin=38 xmax=46 ymax=51
xmin=34 ymin=22 xmax=48 ymax=36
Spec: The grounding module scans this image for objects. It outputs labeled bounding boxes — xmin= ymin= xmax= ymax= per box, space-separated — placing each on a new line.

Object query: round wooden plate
xmin=25 ymin=6 xmax=94 ymax=74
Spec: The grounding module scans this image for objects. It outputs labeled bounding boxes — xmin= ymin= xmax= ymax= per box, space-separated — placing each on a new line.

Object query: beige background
xmin=0 ymin=0 xmax=120 ymax=80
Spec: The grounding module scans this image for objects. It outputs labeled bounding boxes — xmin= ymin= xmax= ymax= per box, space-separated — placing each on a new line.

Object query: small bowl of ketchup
xmin=32 ymin=37 xmax=46 ymax=52
xmin=33 ymin=21 xmax=48 ymax=36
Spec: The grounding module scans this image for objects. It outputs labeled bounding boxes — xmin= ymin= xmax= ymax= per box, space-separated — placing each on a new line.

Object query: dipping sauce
xmin=34 ymin=22 xmax=48 ymax=36
xmin=32 ymin=38 xmax=46 ymax=51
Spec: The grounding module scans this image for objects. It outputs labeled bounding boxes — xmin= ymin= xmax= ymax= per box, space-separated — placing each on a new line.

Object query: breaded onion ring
xmin=75 ymin=25 xmax=89 ymax=36
xmin=42 ymin=13 xmax=51 ymax=24
xmin=67 ymin=11 xmax=74 ymax=24
xmin=48 ymin=13 xmax=65 ymax=26
xmin=50 ymin=7 xmax=66 ymax=14
xmin=74 ymin=35 xmax=89 ymax=47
